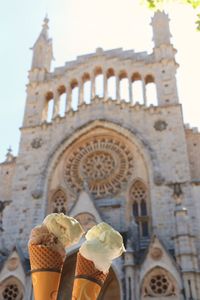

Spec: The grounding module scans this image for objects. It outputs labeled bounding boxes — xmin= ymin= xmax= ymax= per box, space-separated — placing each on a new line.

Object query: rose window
xmin=64 ymin=136 xmax=134 ymax=198
xmin=142 ymin=269 xmax=177 ymax=297
xmin=3 ymin=284 xmax=19 ymax=300
xmin=82 ymin=151 xmax=115 ymax=180
xmin=150 ymin=275 xmax=169 ymax=295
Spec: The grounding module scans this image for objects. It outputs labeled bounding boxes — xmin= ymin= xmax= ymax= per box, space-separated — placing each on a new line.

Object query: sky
xmin=0 ymin=0 xmax=200 ymax=162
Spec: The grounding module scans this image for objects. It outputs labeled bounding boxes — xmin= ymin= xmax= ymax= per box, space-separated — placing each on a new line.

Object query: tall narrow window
xmin=145 ymin=74 xmax=157 ymax=106
xmin=58 ymin=85 xmax=66 ymax=117
xmin=130 ymin=180 xmax=150 ymax=237
xmin=133 ymin=201 xmax=139 ymax=217
xmin=131 ymin=73 xmax=143 ymax=104
xmin=107 ymin=68 xmax=116 ymax=99
xmin=71 ymin=80 xmax=79 ymax=111
xmin=120 ymin=78 xmax=129 ymax=102
xmin=95 ymin=74 xmax=104 ymax=97
xmin=82 ymin=73 xmax=91 ymax=104
xmin=47 ymin=99 xmax=54 ymax=122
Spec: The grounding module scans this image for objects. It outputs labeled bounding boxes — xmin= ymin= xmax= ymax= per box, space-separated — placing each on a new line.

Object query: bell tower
xmin=151 ymin=11 xmax=179 ymax=105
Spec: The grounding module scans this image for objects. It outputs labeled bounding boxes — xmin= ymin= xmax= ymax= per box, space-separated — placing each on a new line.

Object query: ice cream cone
xmin=29 ymin=244 xmax=63 ymax=300
xmin=72 ymin=252 xmax=107 ymax=300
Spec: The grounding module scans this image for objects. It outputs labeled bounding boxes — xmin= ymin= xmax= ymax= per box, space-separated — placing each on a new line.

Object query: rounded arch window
xmin=51 ymin=189 xmax=67 ymax=214
xmin=130 ymin=180 xmax=150 ymax=237
xmin=0 ymin=277 xmax=24 ymax=300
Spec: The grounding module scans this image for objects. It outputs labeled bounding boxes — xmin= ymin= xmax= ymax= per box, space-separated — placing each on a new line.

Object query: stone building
xmin=0 ymin=11 xmax=200 ymax=300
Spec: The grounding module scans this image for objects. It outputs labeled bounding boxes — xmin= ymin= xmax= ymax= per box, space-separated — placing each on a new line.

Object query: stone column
xmin=53 ymin=91 xmax=60 ymax=118
xmin=129 ymin=77 xmax=133 ymax=104
xmin=103 ymin=72 xmax=108 ymax=99
xmin=78 ymin=81 xmax=84 ymax=106
xmin=124 ymin=241 xmax=135 ymax=300
xmin=66 ymin=86 xmax=72 ymax=112
xmin=116 ymin=76 xmax=120 ymax=100
xmin=142 ymin=80 xmax=147 ymax=105
xmin=90 ymin=75 xmax=95 ymax=100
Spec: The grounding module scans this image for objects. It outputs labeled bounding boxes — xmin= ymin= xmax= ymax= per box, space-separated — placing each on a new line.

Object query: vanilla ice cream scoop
xmin=43 ymin=213 xmax=84 ymax=248
xmin=80 ymin=222 xmax=125 ymax=274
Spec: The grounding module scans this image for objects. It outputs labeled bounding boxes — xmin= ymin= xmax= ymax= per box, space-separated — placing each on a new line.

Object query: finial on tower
xmin=5 ymin=146 xmax=14 ymax=162
xmin=30 ymin=16 xmax=53 ymax=72
xmin=151 ymin=11 xmax=171 ymax=47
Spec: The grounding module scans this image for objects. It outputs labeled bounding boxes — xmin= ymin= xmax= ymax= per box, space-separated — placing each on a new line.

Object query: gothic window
xmin=130 ymin=180 xmax=150 ymax=237
xmin=0 ymin=277 xmax=24 ymax=300
xmin=142 ymin=268 xmax=177 ymax=298
xmin=51 ymin=190 xmax=67 ymax=214
xmin=64 ymin=135 xmax=134 ymax=198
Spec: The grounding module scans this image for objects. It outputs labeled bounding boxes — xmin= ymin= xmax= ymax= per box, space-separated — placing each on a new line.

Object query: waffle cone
xmin=29 ymin=244 xmax=63 ymax=300
xmin=72 ymin=252 xmax=107 ymax=300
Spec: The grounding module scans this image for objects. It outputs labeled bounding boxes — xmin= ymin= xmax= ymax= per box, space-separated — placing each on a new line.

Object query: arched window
xmin=71 ymin=80 xmax=79 ymax=111
xmin=131 ymin=73 xmax=144 ymax=104
xmin=141 ymin=267 xmax=178 ymax=298
xmin=94 ymin=67 xmax=103 ymax=98
xmin=42 ymin=91 xmax=54 ymax=122
xmin=120 ymin=78 xmax=129 ymax=102
xmin=58 ymin=85 xmax=67 ymax=117
xmin=0 ymin=277 xmax=24 ymax=300
xmin=82 ymin=73 xmax=91 ymax=104
xmin=145 ymin=74 xmax=157 ymax=106
xmin=51 ymin=189 xmax=67 ymax=214
xmin=47 ymin=99 xmax=54 ymax=122
xmin=130 ymin=180 xmax=150 ymax=237
xmin=107 ymin=68 xmax=116 ymax=99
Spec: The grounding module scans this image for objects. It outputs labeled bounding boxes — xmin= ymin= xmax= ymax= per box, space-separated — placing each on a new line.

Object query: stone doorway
xmin=57 ymin=252 xmax=121 ymax=300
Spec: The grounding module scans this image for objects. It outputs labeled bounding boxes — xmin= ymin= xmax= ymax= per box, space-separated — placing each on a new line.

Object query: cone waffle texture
xmin=29 ymin=244 xmax=63 ymax=271
xmin=75 ymin=252 xmax=107 ymax=286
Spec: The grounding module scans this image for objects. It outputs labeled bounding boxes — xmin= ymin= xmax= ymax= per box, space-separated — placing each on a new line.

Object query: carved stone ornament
xmin=154 ymin=120 xmax=168 ymax=131
xmin=64 ymin=135 xmax=134 ymax=198
xmin=150 ymin=247 xmax=163 ymax=260
xmin=75 ymin=213 xmax=97 ymax=232
xmin=31 ymin=188 xmax=43 ymax=199
xmin=31 ymin=137 xmax=43 ymax=149
xmin=7 ymin=257 xmax=19 ymax=271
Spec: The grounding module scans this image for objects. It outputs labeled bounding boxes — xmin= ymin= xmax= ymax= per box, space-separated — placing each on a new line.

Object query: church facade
xmin=0 ymin=11 xmax=200 ymax=300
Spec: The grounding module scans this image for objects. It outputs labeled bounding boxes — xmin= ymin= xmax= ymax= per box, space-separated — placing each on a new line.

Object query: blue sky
xmin=0 ymin=0 xmax=200 ymax=162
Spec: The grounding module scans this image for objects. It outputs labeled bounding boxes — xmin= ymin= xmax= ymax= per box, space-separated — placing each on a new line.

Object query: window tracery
xmin=51 ymin=190 xmax=67 ymax=214
xmin=64 ymin=135 xmax=134 ymax=198
xmin=0 ymin=278 xmax=24 ymax=300
xmin=130 ymin=180 xmax=149 ymax=237
xmin=142 ymin=268 xmax=177 ymax=297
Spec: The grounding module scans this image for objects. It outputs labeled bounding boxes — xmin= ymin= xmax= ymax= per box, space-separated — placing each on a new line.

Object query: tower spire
xmin=30 ymin=16 xmax=53 ymax=72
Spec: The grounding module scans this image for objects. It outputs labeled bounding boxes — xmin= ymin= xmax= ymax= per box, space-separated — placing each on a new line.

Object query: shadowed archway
xmin=57 ymin=252 xmax=121 ymax=300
